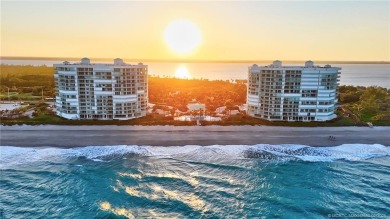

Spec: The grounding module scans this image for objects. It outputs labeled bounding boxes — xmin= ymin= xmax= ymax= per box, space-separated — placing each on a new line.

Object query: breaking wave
xmin=1 ymin=144 xmax=389 ymax=168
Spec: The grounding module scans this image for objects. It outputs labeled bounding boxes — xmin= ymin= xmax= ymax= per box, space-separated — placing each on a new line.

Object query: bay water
xmin=1 ymin=59 xmax=389 ymax=88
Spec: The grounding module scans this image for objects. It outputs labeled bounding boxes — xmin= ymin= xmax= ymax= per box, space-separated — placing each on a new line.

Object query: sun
xmin=164 ymin=19 xmax=202 ymax=55
xmin=175 ymin=65 xmax=190 ymax=79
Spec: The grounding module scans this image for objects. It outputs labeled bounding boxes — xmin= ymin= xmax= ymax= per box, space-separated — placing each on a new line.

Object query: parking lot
xmin=0 ymin=102 xmax=24 ymax=111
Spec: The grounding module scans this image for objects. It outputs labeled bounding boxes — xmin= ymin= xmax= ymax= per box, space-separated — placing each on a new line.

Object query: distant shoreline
xmin=1 ymin=125 xmax=389 ymax=147
xmin=1 ymin=56 xmax=389 ymax=64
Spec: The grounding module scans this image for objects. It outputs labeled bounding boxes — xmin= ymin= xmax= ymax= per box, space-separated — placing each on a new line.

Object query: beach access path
xmin=1 ymin=125 xmax=389 ymax=147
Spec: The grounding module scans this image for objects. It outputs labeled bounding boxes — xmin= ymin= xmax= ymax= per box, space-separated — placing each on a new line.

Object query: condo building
xmin=54 ymin=58 xmax=147 ymax=120
xmin=247 ymin=60 xmax=340 ymax=122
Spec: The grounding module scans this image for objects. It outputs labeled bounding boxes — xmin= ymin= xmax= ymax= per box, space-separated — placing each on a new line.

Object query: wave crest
xmin=1 ymin=144 xmax=389 ymax=168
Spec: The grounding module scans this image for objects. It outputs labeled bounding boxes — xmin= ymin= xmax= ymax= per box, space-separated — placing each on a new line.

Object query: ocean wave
xmin=0 ymin=145 xmax=149 ymax=168
xmin=243 ymin=144 xmax=390 ymax=162
xmin=0 ymin=144 xmax=389 ymax=168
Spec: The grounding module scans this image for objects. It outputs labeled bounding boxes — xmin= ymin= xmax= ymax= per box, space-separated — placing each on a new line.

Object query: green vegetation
xmin=2 ymin=109 xmax=197 ymax=126
xmin=1 ymin=107 xmax=364 ymax=127
xmin=201 ymin=114 xmax=363 ymax=126
xmin=0 ymin=92 xmax=43 ymax=101
xmin=0 ymin=64 xmax=55 ymax=99
xmin=339 ymin=85 xmax=390 ymax=125
xmin=1 ymin=64 xmax=389 ymax=126
xmin=149 ymin=77 xmax=246 ymax=112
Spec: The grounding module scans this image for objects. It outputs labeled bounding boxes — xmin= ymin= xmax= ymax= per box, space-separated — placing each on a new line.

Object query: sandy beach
xmin=1 ymin=125 xmax=389 ymax=147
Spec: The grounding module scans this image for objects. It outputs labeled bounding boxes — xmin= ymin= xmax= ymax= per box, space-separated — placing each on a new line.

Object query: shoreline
xmin=1 ymin=125 xmax=389 ymax=148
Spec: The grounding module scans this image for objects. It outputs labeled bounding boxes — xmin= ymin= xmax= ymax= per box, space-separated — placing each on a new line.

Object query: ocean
xmin=1 ymin=144 xmax=389 ymax=218
xmin=1 ymin=59 xmax=389 ymax=88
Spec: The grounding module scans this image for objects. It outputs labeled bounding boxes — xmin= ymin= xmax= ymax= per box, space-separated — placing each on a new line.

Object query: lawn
xmin=0 ymin=92 xmax=42 ymax=101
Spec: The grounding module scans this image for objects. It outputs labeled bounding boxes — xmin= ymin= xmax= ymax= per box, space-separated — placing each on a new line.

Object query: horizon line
xmin=1 ymin=56 xmax=389 ymax=64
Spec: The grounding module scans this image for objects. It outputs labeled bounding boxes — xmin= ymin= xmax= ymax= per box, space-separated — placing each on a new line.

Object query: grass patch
xmin=30 ymin=114 xmax=64 ymax=123
xmin=371 ymin=120 xmax=390 ymax=126
xmin=360 ymin=113 xmax=376 ymax=122
xmin=0 ymin=92 xmax=42 ymax=101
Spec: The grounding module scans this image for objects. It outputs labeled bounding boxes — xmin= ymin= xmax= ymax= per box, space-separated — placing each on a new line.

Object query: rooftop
xmin=250 ymin=60 xmax=340 ymax=70
xmin=54 ymin=58 xmax=146 ymax=67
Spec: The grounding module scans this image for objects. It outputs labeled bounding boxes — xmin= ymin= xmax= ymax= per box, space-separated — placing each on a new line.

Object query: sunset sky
xmin=1 ymin=1 xmax=389 ymax=61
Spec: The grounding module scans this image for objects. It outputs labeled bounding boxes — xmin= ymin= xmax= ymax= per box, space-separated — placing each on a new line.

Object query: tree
xmin=358 ymin=86 xmax=388 ymax=114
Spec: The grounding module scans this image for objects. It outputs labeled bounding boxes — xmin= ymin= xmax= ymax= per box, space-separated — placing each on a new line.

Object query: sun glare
xmin=175 ymin=65 xmax=190 ymax=79
xmin=164 ymin=19 xmax=202 ymax=55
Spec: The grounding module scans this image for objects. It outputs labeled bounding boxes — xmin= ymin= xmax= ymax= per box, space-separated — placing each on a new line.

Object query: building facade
xmin=247 ymin=60 xmax=340 ymax=122
xmin=54 ymin=58 xmax=147 ymax=120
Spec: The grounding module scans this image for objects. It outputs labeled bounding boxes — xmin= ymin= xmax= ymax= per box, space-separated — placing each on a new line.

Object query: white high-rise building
xmin=247 ymin=60 xmax=340 ymax=122
xmin=54 ymin=58 xmax=147 ymax=120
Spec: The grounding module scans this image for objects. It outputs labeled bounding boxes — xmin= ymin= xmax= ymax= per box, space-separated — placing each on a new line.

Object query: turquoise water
xmin=1 ymin=144 xmax=389 ymax=218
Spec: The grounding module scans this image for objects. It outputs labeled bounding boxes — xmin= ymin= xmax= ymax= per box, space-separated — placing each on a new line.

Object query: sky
xmin=1 ymin=1 xmax=389 ymax=62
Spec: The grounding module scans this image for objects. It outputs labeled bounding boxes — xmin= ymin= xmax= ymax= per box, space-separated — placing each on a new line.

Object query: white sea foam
xmin=0 ymin=145 xmax=149 ymax=168
xmin=245 ymin=144 xmax=390 ymax=162
xmin=0 ymin=144 xmax=389 ymax=168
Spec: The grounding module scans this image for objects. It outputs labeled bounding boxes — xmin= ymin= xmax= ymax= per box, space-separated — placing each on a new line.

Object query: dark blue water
xmin=1 ymin=144 xmax=389 ymax=218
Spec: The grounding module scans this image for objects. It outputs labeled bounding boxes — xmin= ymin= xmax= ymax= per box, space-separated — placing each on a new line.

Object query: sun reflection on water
xmin=99 ymin=201 xmax=135 ymax=219
xmin=175 ymin=65 xmax=191 ymax=79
